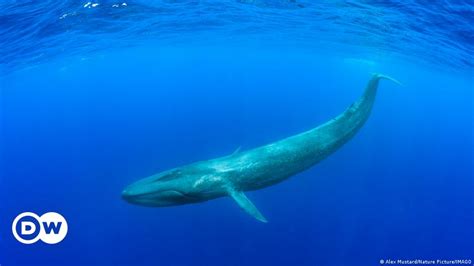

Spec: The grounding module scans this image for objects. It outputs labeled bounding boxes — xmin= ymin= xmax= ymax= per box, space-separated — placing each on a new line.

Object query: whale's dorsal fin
xmin=231 ymin=146 xmax=241 ymax=156
xmin=228 ymin=188 xmax=267 ymax=223
xmin=222 ymin=146 xmax=242 ymax=159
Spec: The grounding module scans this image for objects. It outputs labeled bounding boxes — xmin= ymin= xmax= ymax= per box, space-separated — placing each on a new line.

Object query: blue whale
xmin=122 ymin=74 xmax=400 ymax=222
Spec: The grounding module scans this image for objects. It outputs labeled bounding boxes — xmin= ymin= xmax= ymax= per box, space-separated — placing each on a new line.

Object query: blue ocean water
xmin=0 ymin=1 xmax=473 ymax=266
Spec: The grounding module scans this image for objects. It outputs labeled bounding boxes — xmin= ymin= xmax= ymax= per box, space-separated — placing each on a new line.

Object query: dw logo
xmin=12 ymin=212 xmax=68 ymax=244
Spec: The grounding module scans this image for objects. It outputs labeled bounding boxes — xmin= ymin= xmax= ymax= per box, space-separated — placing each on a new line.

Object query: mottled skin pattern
xmin=122 ymin=74 xmax=397 ymax=221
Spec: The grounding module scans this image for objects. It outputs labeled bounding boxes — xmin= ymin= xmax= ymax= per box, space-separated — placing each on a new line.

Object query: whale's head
xmin=121 ymin=167 xmax=211 ymax=207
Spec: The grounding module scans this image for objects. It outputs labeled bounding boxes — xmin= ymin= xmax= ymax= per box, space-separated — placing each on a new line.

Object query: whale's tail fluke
xmin=372 ymin=73 xmax=403 ymax=86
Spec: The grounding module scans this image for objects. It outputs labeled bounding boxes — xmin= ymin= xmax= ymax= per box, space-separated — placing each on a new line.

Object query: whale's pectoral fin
xmin=229 ymin=189 xmax=267 ymax=223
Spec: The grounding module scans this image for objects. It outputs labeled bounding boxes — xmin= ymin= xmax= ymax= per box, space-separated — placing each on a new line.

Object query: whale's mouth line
xmin=125 ymin=189 xmax=198 ymax=201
